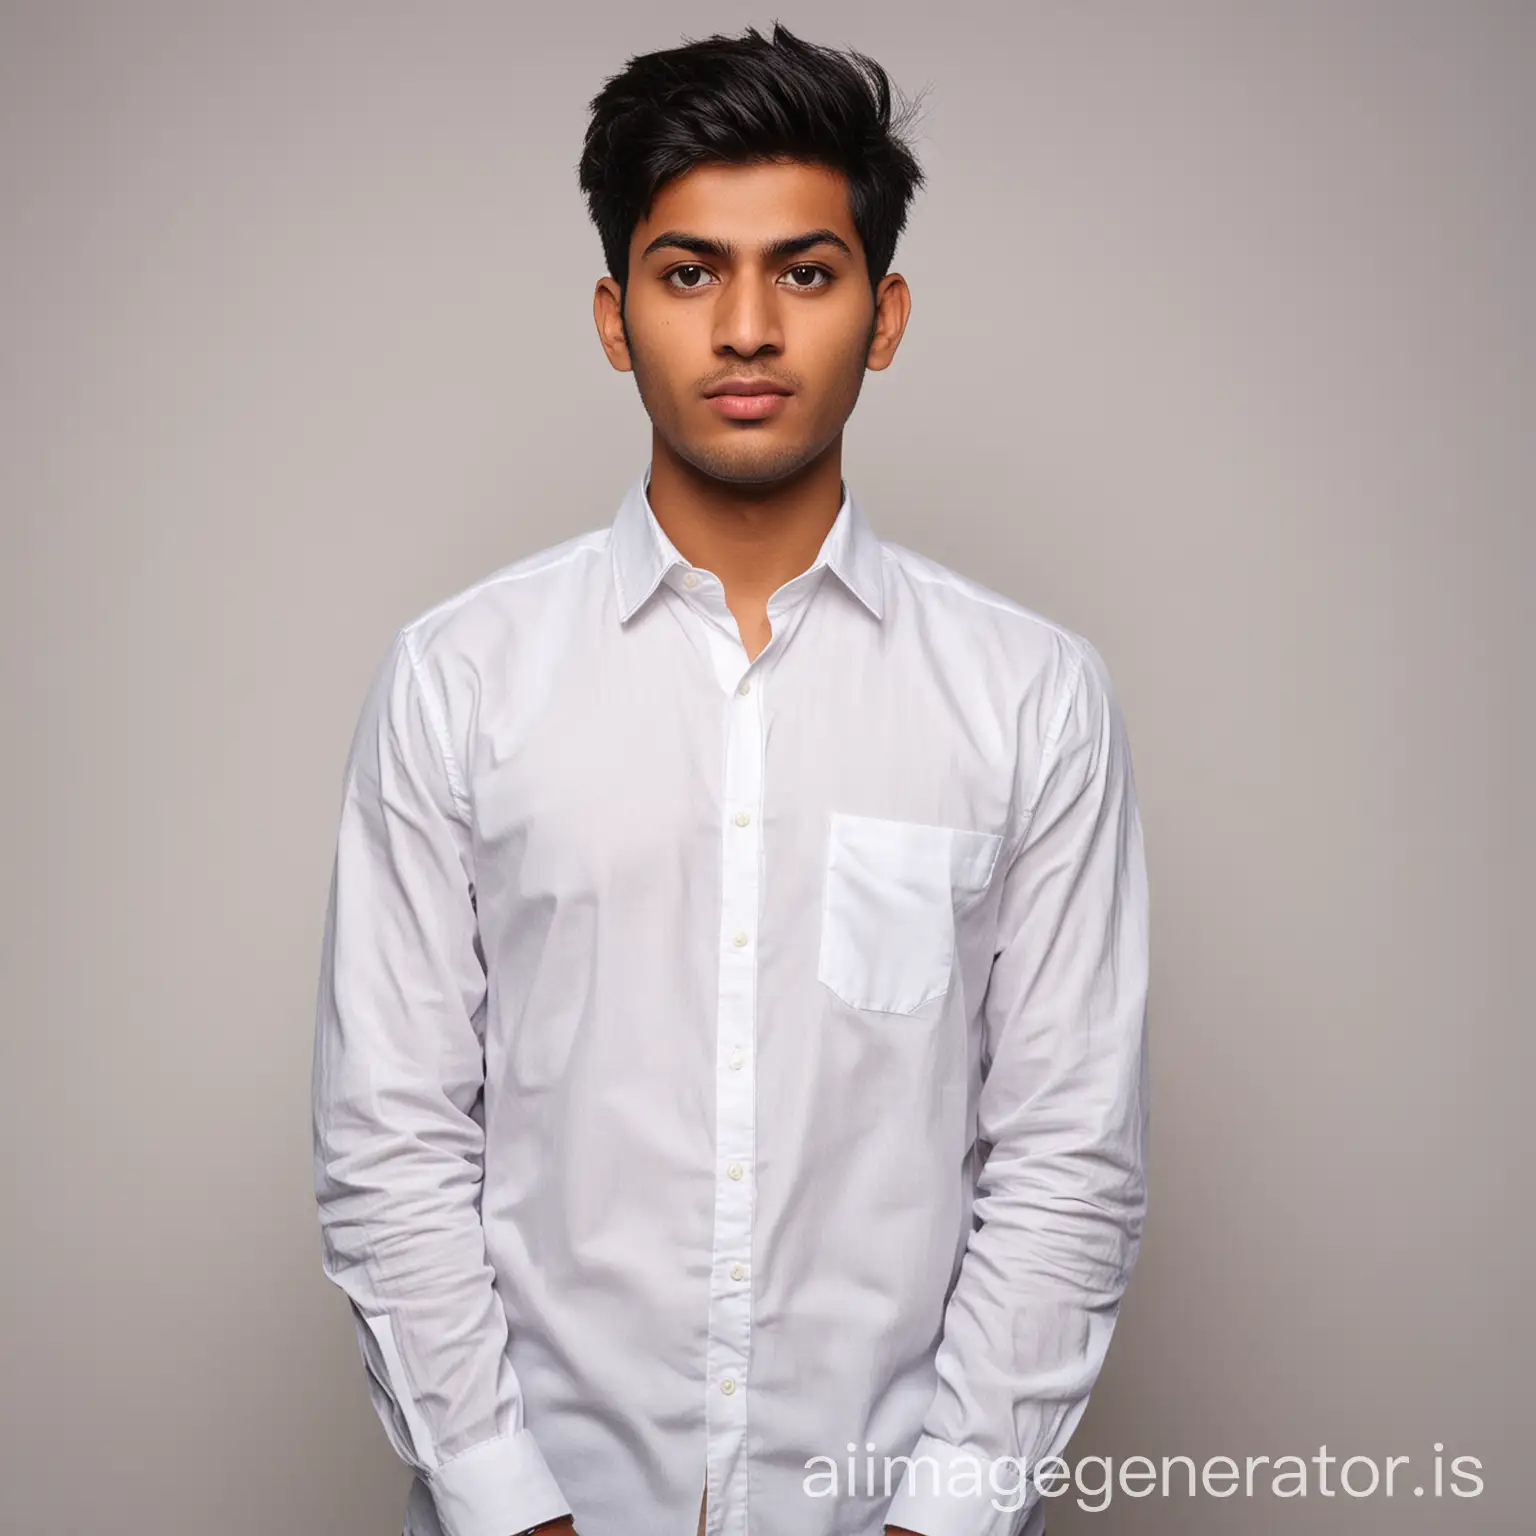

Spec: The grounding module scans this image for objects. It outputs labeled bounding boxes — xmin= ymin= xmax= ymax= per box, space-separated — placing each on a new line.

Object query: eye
xmin=781 ymin=265 xmax=832 ymax=289
xmin=665 ymin=264 xmax=716 ymax=290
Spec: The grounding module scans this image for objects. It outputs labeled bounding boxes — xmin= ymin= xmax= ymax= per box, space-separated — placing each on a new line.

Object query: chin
xmin=673 ymin=433 xmax=825 ymax=487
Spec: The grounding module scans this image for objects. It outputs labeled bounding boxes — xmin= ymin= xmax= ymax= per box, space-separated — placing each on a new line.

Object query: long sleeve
xmin=885 ymin=634 xmax=1151 ymax=1536
xmin=311 ymin=627 xmax=570 ymax=1536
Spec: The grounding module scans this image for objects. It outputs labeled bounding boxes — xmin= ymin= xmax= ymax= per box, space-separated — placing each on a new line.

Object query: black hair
xmin=578 ymin=22 xmax=926 ymax=301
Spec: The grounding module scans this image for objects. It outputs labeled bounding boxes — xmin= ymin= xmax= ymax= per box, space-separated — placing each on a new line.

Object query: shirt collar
xmin=610 ymin=465 xmax=886 ymax=625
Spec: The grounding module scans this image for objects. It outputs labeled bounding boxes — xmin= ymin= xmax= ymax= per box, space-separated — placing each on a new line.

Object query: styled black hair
xmin=578 ymin=23 xmax=925 ymax=300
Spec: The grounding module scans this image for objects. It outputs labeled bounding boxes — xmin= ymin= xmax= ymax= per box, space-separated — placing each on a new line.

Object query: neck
xmin=645 ymin=431 xmax=845 ymax=605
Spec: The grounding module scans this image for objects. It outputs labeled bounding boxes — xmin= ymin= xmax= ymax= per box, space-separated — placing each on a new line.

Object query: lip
xmin=706 ymin=392 xmax=791 ymax=421
xmin=703 ymin=377 xmax=793 ymax=397
xmin=703 ymin=379 xmax=794 ymax=421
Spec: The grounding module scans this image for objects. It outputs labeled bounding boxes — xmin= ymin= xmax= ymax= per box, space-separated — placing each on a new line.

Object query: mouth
xmin=702 ymin=380 xmax=794 ymax=422
xmin=705 ymin=391 xmax=792 ymax=421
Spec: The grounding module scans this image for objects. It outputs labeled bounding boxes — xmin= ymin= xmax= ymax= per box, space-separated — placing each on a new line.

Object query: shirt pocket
xmin=817 ymin=811 xmax=1004 ymax=1015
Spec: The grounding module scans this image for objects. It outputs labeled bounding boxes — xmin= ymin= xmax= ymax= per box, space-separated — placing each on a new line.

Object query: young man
xmin=312 ymin=23 xmax=1149 ymax=1536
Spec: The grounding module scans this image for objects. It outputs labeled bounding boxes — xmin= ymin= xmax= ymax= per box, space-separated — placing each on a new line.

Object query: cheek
xmin=802 ymin=323 xmax=871 ymax=410
xmin=625 ymin=334 xmax=683 ymax=417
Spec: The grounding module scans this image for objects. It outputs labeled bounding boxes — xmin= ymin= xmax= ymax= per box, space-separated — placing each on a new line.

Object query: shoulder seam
xmin=1024 ymin=635 xmax=1090 ymax=825
xmin=393 ymin=534 xmax=609 ymax=822
xmin=400 ymin=626 xmax=472 ymax=822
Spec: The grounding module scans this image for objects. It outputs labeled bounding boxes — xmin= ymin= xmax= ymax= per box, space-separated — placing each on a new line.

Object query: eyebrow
xmin=638 ymin=227 xmax=855 ymax=263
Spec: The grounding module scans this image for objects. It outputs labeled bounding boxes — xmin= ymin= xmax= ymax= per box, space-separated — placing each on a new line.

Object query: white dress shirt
xmin=311 ymin=465 xmax=1150 ymax=1536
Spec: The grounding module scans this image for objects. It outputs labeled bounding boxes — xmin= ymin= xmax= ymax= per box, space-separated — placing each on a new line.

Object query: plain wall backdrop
xmin=1 ymin=1 xmax=1530 ymax=1532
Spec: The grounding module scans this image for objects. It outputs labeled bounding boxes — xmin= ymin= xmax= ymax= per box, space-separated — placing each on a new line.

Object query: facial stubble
xmin=622 ymin=304 xmax=879 ymax=487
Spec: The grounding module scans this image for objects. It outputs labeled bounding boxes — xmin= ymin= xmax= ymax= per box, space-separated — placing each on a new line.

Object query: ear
xmin=594 ymin=276 xmax=633 ymax=372
xmin=865 ymin=272 xmax=911 ymax=372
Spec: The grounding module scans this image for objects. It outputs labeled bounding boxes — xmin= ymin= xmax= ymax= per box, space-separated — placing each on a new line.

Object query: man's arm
xmin=312 ymin=627 xmax=571 ymax=1536
xmin=885 ymin=633 xmax=1151 ymax=1536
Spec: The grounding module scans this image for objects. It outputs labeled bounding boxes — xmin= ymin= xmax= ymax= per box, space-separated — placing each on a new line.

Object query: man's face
xmin=594 ymin=159 xmax=909 ymax=485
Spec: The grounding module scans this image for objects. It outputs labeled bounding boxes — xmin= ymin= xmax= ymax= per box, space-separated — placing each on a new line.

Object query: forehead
xmin=634 ymin=160 xmax=859 ymax=248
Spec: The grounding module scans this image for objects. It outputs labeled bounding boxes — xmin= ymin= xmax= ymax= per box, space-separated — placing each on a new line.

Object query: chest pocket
xmin=817 ymin=811 xmax=1003 ymax=1014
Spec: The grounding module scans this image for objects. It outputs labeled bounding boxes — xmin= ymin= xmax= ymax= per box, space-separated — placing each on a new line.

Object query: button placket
xmin=701 ymin=640 xmax=762 ymax=1536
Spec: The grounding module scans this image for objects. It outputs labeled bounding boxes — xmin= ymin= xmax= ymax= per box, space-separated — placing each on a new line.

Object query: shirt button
xmin=682 ymin=570 xmax=700 ymax=588
xmin=730 ymin=1262 xmax=747 ymax=1281
xmin=721 ymin=1377 xmax=737 ymax=1395
xmin=727 ymin=1162 xmax=744 ymax=1180
xmin=733 ymin=810 xmax=751 ymax=827
xmin=737 ymin=679 xmax=752 ymax=696
xmin=731 ymin=930 xmax=749 ymax=948
xmin=728 ymin=1047 xmax=745 ymax=1070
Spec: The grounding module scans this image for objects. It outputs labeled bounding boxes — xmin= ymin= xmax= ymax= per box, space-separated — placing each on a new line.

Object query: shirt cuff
xmin=884 ymin=1433 xmax=1034 ymax=1536
xmin=426 ymin=1426 xmax=570 ymax=1536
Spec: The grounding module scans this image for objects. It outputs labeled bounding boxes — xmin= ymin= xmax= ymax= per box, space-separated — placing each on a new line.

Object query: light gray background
xmin=1 ymin=2 xmax=1530 ymax=1532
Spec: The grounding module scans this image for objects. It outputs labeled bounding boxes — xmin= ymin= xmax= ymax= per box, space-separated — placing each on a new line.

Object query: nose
xmin=711 ymin=270 xmax=785 ymax=358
